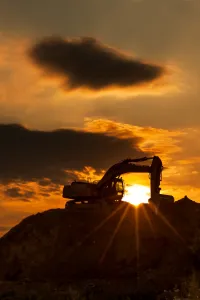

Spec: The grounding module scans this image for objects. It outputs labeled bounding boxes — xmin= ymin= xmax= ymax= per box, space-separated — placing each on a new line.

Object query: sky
xmin=1 ymin=0 xmax=200 ymax=236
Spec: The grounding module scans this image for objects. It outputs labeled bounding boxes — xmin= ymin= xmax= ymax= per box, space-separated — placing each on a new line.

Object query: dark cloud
xmin=0 ymin=123 xmax=147 ymax=184
xmin=4 ymin=187 xmax=22 ymax=198
xmin=39 ymin=192 xmax=51 ymax=198
xmin=28 ymin=36 xmax=165 ymax=92
xmin=38 ymin=179 xmax=52 ymax=186
xmin=4 ymin=187 xmax=34 ymax=201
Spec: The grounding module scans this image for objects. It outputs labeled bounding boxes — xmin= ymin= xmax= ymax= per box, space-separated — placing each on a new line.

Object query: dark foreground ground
xmin=1 ymin=198 xmax=200 ymax=299
xmin=1 ymin=276 xmax=200 ymax=299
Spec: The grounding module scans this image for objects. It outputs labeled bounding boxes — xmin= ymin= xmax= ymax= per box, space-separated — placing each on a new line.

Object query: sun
xmin=122 ymin=184 xmax=150 ymax=206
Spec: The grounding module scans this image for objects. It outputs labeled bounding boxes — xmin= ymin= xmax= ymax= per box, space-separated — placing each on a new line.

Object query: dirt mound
xmin=0 ymin=200 xmax=200 ymax=292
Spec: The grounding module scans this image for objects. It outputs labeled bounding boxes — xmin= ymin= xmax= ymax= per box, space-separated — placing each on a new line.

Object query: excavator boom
xmin=97 ymin=163 xmax=150 ymax=189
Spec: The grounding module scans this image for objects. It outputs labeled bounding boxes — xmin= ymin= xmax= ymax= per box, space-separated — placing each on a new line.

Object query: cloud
xmin=83 ymin=118 xmax=184 ymax=163
xmin=28 ymin=36 xmax=166 ymax=93
xmin=4 ymin=187 xmax=34 ymax=201
xmin=65 ymin=166 xmax=105 ymax=183
xmin=37 ymin=178 xmax=52 ymax=186
xmin=0 ymin=123 xmax=145 ymax=184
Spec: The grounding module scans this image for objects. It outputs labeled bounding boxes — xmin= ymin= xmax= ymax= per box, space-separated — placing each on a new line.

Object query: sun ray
xmin=66 ymin=203 xmax=125 ymax=258
xmin=141 ymin=204 xmax=156 ymax=236
xmin=80 ymin=203 xmax=124 ymax=244
xmin=99 ymin=203 xmax=130 ymax=264
xmin=149 ymin=202 xmax=185 ymax=243
xmin=134 ymin=206 xmax=140 ymax=270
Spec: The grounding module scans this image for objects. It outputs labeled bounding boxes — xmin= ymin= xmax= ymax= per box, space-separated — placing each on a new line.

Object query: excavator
xmin=63 ymin=156 xmax=174 ymax=208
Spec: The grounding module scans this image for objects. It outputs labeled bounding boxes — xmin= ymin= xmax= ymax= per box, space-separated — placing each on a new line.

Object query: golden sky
xmin=1 ymin=0 xmax=200 ymax=236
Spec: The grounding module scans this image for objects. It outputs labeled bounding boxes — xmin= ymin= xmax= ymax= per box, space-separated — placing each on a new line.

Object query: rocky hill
xmin=1 ymin=197 xmax=200 ymax=296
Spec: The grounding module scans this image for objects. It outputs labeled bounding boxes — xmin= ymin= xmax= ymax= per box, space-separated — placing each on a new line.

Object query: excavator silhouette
xmin=63 ymin=156 xmax=174 ymax=208
xmin=63 ymin=156 xmax=174 ymax=209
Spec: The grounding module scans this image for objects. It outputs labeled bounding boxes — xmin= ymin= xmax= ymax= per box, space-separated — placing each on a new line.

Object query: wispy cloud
xmin=83 ymin=118 xmax=184 ymax=161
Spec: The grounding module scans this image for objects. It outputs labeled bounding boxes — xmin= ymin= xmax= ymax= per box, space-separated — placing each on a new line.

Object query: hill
xmin=1 ymin=197 xmax=200 ymax=297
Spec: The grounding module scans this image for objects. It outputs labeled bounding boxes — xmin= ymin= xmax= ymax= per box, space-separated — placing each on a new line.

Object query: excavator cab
xmin=101 ymin=177 xmax=124 ymax=202
xmin=115 ymin=177 xmax=124 ymax=197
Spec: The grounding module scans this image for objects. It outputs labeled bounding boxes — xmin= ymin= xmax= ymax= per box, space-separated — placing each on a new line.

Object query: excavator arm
xmin=97 ymin=156 xmax=163 ymax=199
xmin=149 ymin=155 xmax=163 ymax=199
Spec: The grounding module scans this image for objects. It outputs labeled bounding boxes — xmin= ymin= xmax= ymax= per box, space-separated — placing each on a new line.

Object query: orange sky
xmin=1 ymin=0 xmax=200 ymax=236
